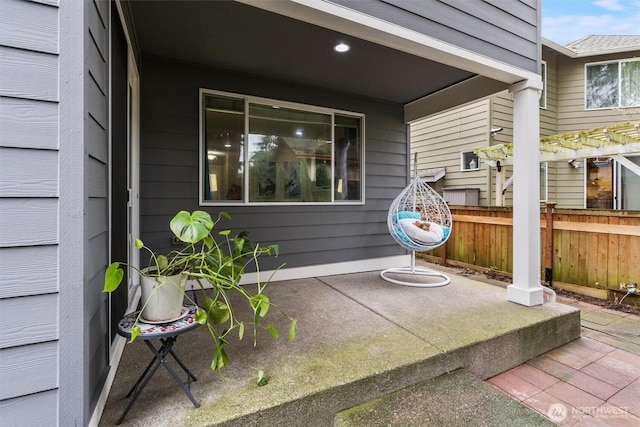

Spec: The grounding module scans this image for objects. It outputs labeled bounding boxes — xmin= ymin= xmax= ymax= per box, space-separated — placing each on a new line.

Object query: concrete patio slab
xmin=97 ymin=269 xmax=579 ymax=427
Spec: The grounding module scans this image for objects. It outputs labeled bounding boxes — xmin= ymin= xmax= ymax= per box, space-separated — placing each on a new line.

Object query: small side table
xmin=116 ymin=304 xmax=201 ymax=424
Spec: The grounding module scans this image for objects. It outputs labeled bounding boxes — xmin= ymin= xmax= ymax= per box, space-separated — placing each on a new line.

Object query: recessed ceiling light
xmin=334 ymin=43 xmax=350 ymax=53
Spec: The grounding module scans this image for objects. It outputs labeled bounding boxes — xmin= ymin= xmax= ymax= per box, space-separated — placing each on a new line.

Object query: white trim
xmin=539 ymin=61 xmax=547 ymax=109
xmin=88 ymin=335 xmax=128 ymax=427
xmin=542 ymin=38 xmax=576 ymax=58
xmin=461 ymin=151 xmax=479 ymax=171
xmin=540 ymin=162 xmax=548 ymax=202
xmin=185 ymin=255 xmax=410 ymax=290
xmin=128 ymin=48 xmax=141 ymax=289
xmin=237 ymin=0 xmax=539 ymax=85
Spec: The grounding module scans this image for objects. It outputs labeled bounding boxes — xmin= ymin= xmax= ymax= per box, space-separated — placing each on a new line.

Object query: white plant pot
xmin=140 ymin=271 xmax=187 ymax=322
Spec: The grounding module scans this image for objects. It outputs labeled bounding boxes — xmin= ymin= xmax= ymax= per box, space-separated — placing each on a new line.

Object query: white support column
xmin=507 ymin=79 xmax=544 ymax=306
xmin=495 ymin=166 xmax=504 ymax=207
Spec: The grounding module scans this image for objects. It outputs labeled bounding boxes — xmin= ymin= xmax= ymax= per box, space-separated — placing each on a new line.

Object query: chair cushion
xmin=398 ymin=219 xmax=444 ymax=244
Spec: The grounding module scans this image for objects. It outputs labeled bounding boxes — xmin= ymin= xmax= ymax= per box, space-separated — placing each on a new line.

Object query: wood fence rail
xmin=423 ymin=205 xmax=640 ymax=300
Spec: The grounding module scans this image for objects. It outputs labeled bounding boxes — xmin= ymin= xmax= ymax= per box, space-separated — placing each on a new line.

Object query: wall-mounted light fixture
xmin=490 ymin=126 xmax=503 ymax=137
xmin=568 ymin=159 xmax=580 ymax=169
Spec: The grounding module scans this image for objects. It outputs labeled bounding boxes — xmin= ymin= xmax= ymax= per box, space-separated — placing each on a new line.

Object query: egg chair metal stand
xmin=380 ymin=154 xmax=452 ymax=287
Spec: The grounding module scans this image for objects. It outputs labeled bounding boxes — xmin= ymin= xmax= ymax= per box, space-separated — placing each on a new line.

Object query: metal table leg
xmin=117 ymin=337 xmax=200 ymax=424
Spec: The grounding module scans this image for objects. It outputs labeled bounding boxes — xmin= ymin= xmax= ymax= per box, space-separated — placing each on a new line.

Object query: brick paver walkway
xmin=487 ymin=296 xmax=640 ymax=426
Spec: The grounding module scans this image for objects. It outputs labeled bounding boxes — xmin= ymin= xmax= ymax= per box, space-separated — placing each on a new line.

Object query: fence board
xmin=607 ymin=216 xmax=620 ymax=287
xmin=424 ymin=206 xmax=640 ymax=296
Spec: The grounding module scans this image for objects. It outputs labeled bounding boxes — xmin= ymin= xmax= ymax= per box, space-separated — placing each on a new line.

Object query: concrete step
xmin=335 ymin=369 xmax=556 ymax=427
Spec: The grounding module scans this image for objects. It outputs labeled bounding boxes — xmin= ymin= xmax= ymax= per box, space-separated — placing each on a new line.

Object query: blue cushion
xmin=391 ymin=212 xmax=450 ymax=250
xmin=440 ymin=226 xmax=450 ymax=242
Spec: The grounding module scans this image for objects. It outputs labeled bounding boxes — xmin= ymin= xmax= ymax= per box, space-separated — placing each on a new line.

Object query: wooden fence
xmin=422 ymin=205 xmax=640 ymax=300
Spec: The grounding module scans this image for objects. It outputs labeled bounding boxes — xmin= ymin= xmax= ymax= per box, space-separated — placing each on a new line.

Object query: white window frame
xmin=461 ymin=151 xmax=479 ymax=171
xmin=585 ymin=58 xmax=640 ymax=110
xmin=199 ymin=88 xmax=365 ymax=206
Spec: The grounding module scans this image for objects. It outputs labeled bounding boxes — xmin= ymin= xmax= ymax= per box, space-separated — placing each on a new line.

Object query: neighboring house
xmin=0 ymin=0 xmax=545 ymax=425
xmin=411 ymin=35 xmax=640 ymax=209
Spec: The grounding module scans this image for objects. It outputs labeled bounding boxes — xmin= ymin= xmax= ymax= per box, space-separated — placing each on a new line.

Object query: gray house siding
xmin=0 ymin=0 xmax=61 ymax=425
xmin=139 ymin=57 xmax=406 ymax=271
xmin=333 ymin=0 xmax=540 ymax=73
xmin=1 ymin=0 xmax=111 ymax=425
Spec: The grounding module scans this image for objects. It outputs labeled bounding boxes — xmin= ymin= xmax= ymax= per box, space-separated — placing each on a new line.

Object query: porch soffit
xmin=126 ymin=1 xmax=532 ymax=112
xmin=475 ymin=122 xmax=640 ymax=166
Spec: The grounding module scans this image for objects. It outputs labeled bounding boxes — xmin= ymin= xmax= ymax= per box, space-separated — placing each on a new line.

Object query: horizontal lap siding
xmin=0 ymin=97 xmax=58 ymax=149
xmin=411 ymin=101 xmax=490 ymax=205
xmin=140 ymin=58 xmax=406 ymax=271
xmin=540 ymin=51 xmax=558 ymax=205
xmin=0 ymin=0 xmax=61 ymax=420
xmin=334 ymin=0 xmax=539 ymax=72
xmin=0 ymin=342 xmax=57 ymax=401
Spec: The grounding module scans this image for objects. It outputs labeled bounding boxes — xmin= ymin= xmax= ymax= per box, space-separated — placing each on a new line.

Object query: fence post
xmin=544 ymin=202 xmax=555 ymax=287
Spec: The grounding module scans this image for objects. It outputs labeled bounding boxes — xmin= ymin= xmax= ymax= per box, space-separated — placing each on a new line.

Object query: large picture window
xmin=585 ymin=59 xmax=640 ymax=109
xmin=200 ymin=90 xmax=363 ymax=205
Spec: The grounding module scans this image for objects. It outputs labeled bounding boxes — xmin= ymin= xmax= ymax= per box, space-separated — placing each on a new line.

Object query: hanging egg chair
xmin=380 ymin=154 xmax=452 ymax=287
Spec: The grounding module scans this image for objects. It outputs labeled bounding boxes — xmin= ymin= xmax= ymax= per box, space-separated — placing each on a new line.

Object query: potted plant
xmin=103 ymin=210 xmax=297 ymax=384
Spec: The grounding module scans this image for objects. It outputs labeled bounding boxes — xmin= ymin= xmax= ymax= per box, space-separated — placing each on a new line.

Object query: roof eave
xmin=542 ymin=38 xmax=577 ymax=58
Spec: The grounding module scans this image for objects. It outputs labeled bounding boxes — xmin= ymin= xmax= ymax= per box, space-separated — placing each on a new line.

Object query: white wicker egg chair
xmin=380 ymin=154 xmax=452 ymax=287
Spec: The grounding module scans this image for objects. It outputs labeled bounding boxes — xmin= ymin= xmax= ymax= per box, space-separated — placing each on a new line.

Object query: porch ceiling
xmin=127 ymin=0 xmax=476 ymax=105
xmin=476 ymin=122 xmax=640 ymax=166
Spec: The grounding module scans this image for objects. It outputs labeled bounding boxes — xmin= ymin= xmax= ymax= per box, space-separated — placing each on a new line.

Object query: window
xmin=539 ymin=61 xmax=547 ymax=109
xmin=200 ymin=90 xmax=363 ymax=205
xmin=586 ymin=59 xmax=640 ymax=109
xmin=586 ymin=158 xmax=613 ymax=208
xmin=461 ymin=151 xmax=479 ymax=171
xmin=619 ymin=155 xmax=640 ymax=209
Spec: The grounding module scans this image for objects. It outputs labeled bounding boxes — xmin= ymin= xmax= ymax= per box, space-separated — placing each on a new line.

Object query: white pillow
xmin=398 ymin=219 xmax=444 ymax=244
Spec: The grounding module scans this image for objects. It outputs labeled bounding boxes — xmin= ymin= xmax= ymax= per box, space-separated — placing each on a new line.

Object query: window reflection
xmin=201 ymin=91 xmax=363 ymax=204
xmin=586 ymin=158 xmax=613 ymax=208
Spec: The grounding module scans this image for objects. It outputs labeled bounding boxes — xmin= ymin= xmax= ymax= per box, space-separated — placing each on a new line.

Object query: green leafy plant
xmin=104 ymin=210 xmax=297 ymax=384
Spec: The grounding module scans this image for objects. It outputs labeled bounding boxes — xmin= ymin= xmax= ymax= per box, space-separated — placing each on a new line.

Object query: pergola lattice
xmin=475 ymin=121 xmax=640 ymax=206
xmin=476 ymin=121 xmax=640 ymax=166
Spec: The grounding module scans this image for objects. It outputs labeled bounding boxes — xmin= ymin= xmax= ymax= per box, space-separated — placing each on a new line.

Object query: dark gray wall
xmin=139 ymin=57 xmax=408 ymax=272
xmin=335 ymin=0 xmax=541 ymax=73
